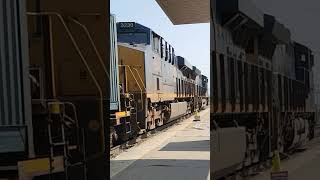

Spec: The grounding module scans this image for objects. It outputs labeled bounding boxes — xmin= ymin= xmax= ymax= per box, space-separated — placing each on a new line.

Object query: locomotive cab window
xmin=118 ymin=32 xmax=148 ymax=44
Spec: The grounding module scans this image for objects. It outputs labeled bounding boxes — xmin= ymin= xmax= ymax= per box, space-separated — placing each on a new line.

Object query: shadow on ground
xmin=111 ymin=159 xmax=210 ymax=180
xmin=111 ymin=140 xmax=210 ymax=180
xmin=159 ymin=140 xmax=210 ymax=151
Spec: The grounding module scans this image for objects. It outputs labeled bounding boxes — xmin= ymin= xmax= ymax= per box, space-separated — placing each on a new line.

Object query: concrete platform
xmin=111 ymin=108 xmax=210 ymax=180
xmin=251 ymin=138 xmax=320 ymax=180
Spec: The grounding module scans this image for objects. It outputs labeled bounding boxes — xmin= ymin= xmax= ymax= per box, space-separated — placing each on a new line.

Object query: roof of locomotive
xmin=116 ymin=22 xmax=175 ymax=48
xmin=116 ymin=22 xmax=204 ymax=79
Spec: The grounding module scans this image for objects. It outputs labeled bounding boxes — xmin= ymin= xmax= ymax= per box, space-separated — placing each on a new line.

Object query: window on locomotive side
xmin=181 ymin=80 xmax=184 ymax=96
xmin=157 ymin=78 xmax=160 ymax=90
xmin=165 ymin=41 xmax=168 ymax=61
xmin=162 ymin=38 xmax=166 ymax=60
xmin=301 ymin=54 xmax=306 ymax=62
xmin=152 ymin=32 xmax=160 ymax=54
xmin=176 ymin=78 xmax=179 ymax=96
xmin=160 ymin=38 xmax=164 ymax=58
xmin=168 ymin=45 xmax=172 ymax=64
xmin=172 ymin=48 xmax=175 ymax=65
xmin=178 ymin=79 xmax=181 ymax=97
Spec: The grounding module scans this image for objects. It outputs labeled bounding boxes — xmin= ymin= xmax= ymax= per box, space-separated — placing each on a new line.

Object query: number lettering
xmin=120 ymin=22 xmax=134 ymax=28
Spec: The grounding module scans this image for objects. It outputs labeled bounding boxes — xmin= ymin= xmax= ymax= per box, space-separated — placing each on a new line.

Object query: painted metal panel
xmin=110 ymin=15 xmax=120 ymax=111
xmin=169 ymin=102 xmax=187 ymax=119
xmin=0 ymin=0 xmax=33 ymax=155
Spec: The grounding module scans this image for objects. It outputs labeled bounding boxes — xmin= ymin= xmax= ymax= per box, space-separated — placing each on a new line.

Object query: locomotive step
xmin=138 ymin=129 xmax=146 ymax=135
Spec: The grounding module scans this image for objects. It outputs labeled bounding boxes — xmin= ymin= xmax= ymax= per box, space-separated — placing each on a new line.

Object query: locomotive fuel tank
xmin=211 ymin=126 xmax=246 ymax=179
xmin=169 ymin=102 xmax=188 ymax=120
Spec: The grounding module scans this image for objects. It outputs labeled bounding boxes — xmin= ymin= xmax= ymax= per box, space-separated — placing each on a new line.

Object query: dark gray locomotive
xmin=211 ymin=0 xmax=316 ymax=178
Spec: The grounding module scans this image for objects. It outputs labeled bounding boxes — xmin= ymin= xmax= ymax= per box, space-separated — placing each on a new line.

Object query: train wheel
xmin=147 ymin=119 xmax=156 ymax=130
xmin=156 ymin=118 xmax=164 ymax=127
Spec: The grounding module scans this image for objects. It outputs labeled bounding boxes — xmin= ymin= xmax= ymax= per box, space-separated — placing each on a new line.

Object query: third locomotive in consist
xmin=110 ymin=16 xmax=209 ymax=146
xmin=211 ymin=0 xmax=316 ymax=178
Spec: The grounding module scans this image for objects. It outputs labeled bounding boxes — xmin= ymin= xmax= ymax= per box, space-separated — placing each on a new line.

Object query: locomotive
xmin=110 ymin=17 xmax=209 ymax=146
xmin=1 ymin=0 xmax=109 ymax=179
xmin=211 ymin=0 xmax=316 ymax=178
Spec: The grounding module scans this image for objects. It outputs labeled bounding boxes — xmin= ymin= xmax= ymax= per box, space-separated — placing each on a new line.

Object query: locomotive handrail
xmin=119 ymin=65 xmax=145 ymax=111
xmin=132 ymin=67 xmax=146 ymax=89
xmin=128 ymin=66 xmax=144 ymax=111
xmin=68 ymin=17 xmax=110 ymax=80
xmin=48 ymin=16 xmax=57 ymax=98
xmin=118 ymin=65 xmax=146 ymax=90
xmin=26 ymin=12 xmax=105 ymax=154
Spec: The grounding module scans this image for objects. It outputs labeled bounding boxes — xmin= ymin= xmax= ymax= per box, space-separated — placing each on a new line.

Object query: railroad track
xmin=110 ymin=113 xmax=195 ymax=158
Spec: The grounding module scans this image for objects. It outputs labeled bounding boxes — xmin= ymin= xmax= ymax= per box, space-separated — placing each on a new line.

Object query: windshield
xmin=118 ymin=32 xmax=149 ymax=44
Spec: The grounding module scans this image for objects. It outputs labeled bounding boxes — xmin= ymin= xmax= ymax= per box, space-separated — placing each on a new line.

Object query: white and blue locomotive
xmin=110 ymin=19 xmax=208 ymax=145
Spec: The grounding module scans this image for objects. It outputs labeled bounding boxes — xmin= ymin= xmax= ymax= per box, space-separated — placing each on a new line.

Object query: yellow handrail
xmin=68 ymin=17 xmax=110 ymax=80
xmin=119 ymin=65 xmax=145 ymax=111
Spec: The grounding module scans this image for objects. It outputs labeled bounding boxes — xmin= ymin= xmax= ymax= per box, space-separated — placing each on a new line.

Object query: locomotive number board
xmin=119 ymin=22 xmax=135 ymax=29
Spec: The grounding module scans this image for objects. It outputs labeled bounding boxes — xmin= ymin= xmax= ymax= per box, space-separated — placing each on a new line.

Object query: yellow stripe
xmin=115 ymin=111 xmax=130 ymax=118
xmin=19 ymin=158 xmax=51 ymax=173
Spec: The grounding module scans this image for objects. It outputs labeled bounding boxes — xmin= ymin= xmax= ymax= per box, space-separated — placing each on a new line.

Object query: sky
xmin=253 ymin=0 xmax=320 ymax=91
xmin=110 ymin=0 xmax=210 ymax=89
xmin=253 ymin=0 xmax=320 ymax=51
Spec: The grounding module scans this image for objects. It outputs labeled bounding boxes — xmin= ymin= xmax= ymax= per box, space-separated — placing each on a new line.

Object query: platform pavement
xmin=110 ymin=108 xmax=210 ymax=180
xmin=250 ymin=137 xmax=320 ymax=180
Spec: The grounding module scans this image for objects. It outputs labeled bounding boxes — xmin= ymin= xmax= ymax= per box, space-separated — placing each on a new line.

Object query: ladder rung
xmin=68 ymin=145 xmax=78 ymax=150
xmin=52 ymin=142 xmax=66 ymax=146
